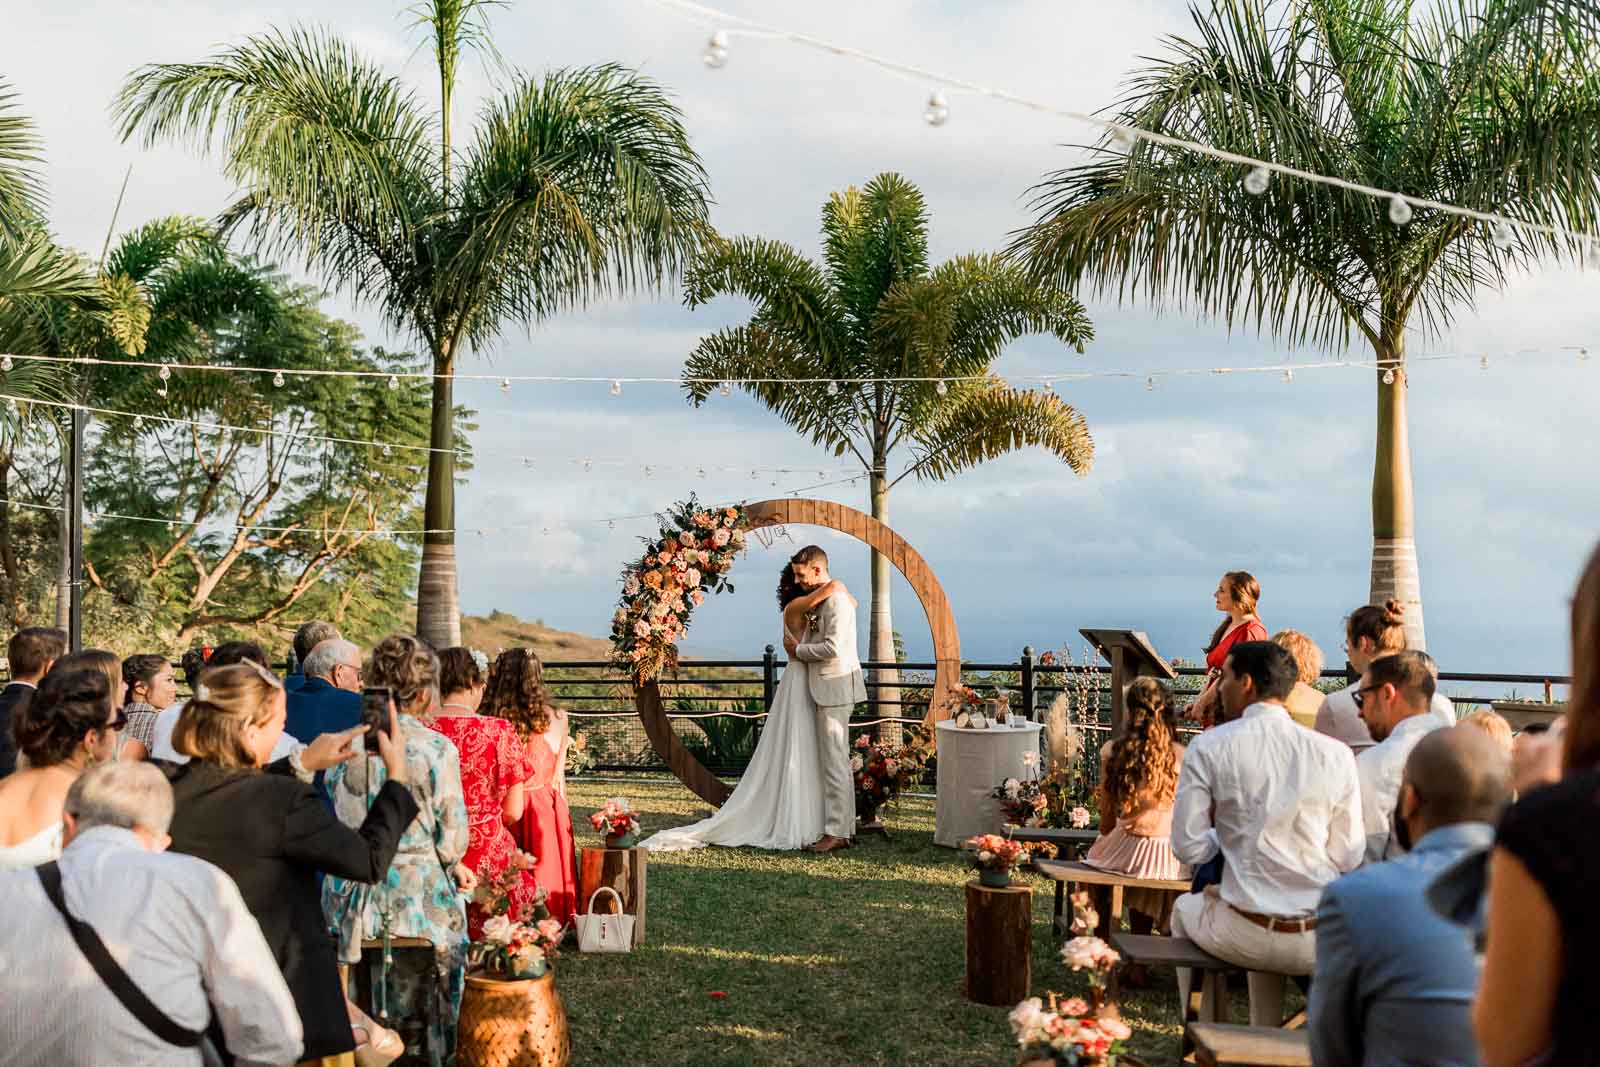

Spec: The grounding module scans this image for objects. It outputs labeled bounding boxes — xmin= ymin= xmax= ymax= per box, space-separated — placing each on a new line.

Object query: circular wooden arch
xmin=636 ymin=497 xmax=962 ymax=808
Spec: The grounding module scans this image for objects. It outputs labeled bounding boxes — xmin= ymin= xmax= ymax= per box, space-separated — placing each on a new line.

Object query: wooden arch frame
xmin=635 ymin=497 xmax=961 ymax=807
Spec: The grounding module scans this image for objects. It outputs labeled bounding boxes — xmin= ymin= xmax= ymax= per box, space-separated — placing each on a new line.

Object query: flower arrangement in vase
xmin=852 ymin=727 xmax=933 ymax=826
xmin=965 ymin=833 xmax=1027 ymax=888
xmin=1008 ymin=991 xmax=1132 ymax=1066
xmin=590 ymin=797 xmax=642 ymax=848
xmin=1060 ymin=934 xmax=1122 ymax=1013
xmin=992 ymin=776 xmax=1049 ymax=828
xmin=470 ymin=868 xmax=563 ymax=981
xmin=947 ymin=685 xmax=985 ymax=727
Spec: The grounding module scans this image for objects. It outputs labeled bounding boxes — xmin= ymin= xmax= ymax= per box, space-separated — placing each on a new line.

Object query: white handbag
xmin=575 ymin=887 xmax=634 ymax=953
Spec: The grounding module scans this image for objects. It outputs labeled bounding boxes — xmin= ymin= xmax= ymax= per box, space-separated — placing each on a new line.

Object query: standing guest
xmin=1475 ymin=542 xmax=1600 ymax=1067
xmin=1188 ymin=571 xmax=1268 ymax=725
xmin=285 ymin=638 xmax=363 ymax=743
xmin=154 ymin=642 xmax=301 ymax=764
xmin=1317 ymin=601 xmax=1455 ymax=749
xmin=54 ymin=648 xmax=125 ymax=724
xmin=0 ymin=760 xmax=304 ymax=1067
xmin=1 ymin=626 xmax=66 ymax=776
xmin=117 ymin=654 xmax=177 ymax=762
xmin=1456 ymin=709 xmax=1514 ymax=757
xmin=485 ymin=647 xmax=578 ymax=926
xmin=1272 ymin=629 xmax=1326 ymax=729
xmin=1354 ymin=651 xmax=1449 ymax=862
xmin=1171 ymin=641 xmax=1364 ymax=1026
xmin=148 ymin=649 xmax=208 ymax=764
xmin=0 ymin=670 xmax=120 ymax=869
xmin=286 ymin=620 xmax=340 ymax=693
xmin=1083 ymin=678 xmax=1188 ymax=936
xmin=163 ymin=661 xmax=414 ymax=1067
xmin=1310 ymin=728 xmax=1511 ymax=1067
xmin=425 ymin=647 xmax=539 ymax=938
xmin=323 ymin=635 xmax=471 ymax=1060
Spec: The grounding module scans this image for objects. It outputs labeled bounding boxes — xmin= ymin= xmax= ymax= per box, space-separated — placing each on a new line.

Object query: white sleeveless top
xmin=0 ymin=821 xmax=64 ymax=870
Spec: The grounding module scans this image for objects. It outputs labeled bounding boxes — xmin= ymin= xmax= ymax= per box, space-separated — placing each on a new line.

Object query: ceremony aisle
xmin=561 ymin=780 xmax=1289 ymax=1065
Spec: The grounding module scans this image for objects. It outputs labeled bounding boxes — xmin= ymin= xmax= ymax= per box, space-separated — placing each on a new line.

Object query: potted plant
xmin=966 ymin=833 xmax=1027 ymax=888
xmin=1008 ymin=991 xmax=1133 ymax=1066
xmin=589 ymin=797 xmax=642 ymax=848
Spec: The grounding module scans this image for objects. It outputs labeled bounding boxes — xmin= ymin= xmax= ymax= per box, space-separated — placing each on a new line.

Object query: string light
xmin=923 ymin=90 xmax=949 ymax=127
xmin=583 ymin=459 xmax=593 ymax=472
xmin=1490 ymin=220 xmax=1515 ymax=250
xmin=158 ymin=364 xmax=171 ymax=382
xmin=1389 ymin=196 xmax=1414 ymax=226
xmin=826 ymin=379 xmax=840 ymax=395
xmin=1480 ymin=354 xmax=1490 ymax=370
xmin=1282 ymin=368 xmax=1293 ymax=383
xmin=610 ymin=379 xmax=622 ymax=396
xmin=1244 ymin=166 xmax=1270 ymax=195
xmin=272 ymin=371 xmax=285 ymax=388
xmin=720 ymin=381 xmax=732 ymax=396
xmin=0 ymin=356 xmax=11 ymax=372
xmin=703 ymin=30 xmax=729 ymax=67
xmin=500 ymin=378 xmax=511 ymax=393
xmin=1383 ymin=368 xmax=1397 ymax=384
xmin=1581 ymin=347 xmax=1591 ymax=362
xmin=935 ymin=379 xmax=948 ymax=396
xmin=387 ymin=375 xmax=399 ymax=390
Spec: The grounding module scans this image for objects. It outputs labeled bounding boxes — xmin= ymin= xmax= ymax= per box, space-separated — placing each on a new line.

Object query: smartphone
xmin=360 ymin=686 xmax=392 ymax=748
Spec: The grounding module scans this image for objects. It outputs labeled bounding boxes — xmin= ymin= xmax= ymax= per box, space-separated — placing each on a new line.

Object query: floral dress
xmin=423 ymin=714 xmax=540 ymax=939
xmin=322 ymin=715 xmax=469 ymax=1062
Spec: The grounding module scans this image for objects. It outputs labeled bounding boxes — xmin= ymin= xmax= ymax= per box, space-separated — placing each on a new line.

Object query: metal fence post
xmin=1020 ymin=645 xmax=1036 ymax=721
xmin=763 ymin=644 xmax=777 ymax=711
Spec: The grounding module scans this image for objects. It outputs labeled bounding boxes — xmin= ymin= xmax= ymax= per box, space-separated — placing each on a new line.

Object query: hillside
xmin=459 ymin=610 xmax=614 ymax=662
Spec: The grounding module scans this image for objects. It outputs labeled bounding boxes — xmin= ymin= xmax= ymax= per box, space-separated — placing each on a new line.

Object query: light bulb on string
xmin=158 ymin=364 xmax=171 ymax=382
xmin=1244 ymin=166 xmax=1271 ymax=195
xmin=381 ymin=444 xmax=392 ymax=457
xmin=272 ymin=371 xmax=285 ymax=388
xmin=387 ymin=375 xmax=399 ymax=390
xmin=157 ymin=387 xmax=168 ymax=399
xmin=644 ymin=465 xmax=655 ymax=478
xmin=1581 ymin=347 xmax=1591 ymax=362
xmin=1388 ymin=196 xmax=1413 ymax=225
xmin=697 ymin=467 xmax=706 ymax=479
xmin=1145 ymin=376 xmax=1155 ymax=391
xmin=1282 ymin=368 xmax=1294 ymax=383
xmin=1109 ymin=125 xmax=1135 ymax=151
xmin=1480 ymin=354 xmax=1490 ymax=370
xmin=500 ymin=378 xmax=511 ymax=393
xmin=935 ymin=379 xmax=948 ymax=396
xmin=523 ymin=457 xmax=533 ymax=468
xmin=1383 ymin=367 xmax=1397 ymax=384
xmin=583 ymin=459 xmax=593 ymax=472
xmin=610 ymin=379 xmax=622 ymax=396
xmin=703 ymin=30 xmax=728 ymax=68
xmin=1043 ymin=379 xmax=1054 ymax=392
xmin=923 ymin=90 xmax=949 ymax=127
xmin=827 ymin=379 xmax=839 ymax=395
xmin=608 ymin=520 xmax=616 ymax=530
xmin=1490 ymin=220 xmax=1515 ymax=250
xmin=719 ymin=381 xmax=732 ymax=397
xmin=0 ymin=355 xmax=12 ymax=372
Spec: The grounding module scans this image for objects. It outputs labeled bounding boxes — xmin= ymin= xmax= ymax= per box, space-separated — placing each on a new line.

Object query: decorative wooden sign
xmin=634 ymin=497 xmax=962 ymax=808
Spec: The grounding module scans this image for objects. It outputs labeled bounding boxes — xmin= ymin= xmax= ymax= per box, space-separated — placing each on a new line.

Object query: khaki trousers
xmin=1171 ymin=885 xmax=1316 ymax=1026
xmin=815 ymin=702 xmax=854 ymax=839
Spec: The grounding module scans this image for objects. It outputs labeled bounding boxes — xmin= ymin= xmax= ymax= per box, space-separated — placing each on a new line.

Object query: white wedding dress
xmin=642 ymin=628 xmax=825 ymax=852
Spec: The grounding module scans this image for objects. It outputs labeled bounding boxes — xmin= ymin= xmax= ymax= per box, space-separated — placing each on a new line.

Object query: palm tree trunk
xmin=417 ymin=348 xmax=461 ymax=648
xmin=1369 ymin=334 xmax=1427 ymax=650
xmin=868 ymin=469 xmax=901 ymax=744
xmin=54 ymin=425 xmax=70 ymax=631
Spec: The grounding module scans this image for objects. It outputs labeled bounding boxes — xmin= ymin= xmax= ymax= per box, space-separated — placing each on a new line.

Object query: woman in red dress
xmin=483 ymin=648 xmax=577 ymax=927
xmin=424 ymin=647 xmax=539 ymax=938
xmin=1187 ymin=570 xmax=1268 ymax=726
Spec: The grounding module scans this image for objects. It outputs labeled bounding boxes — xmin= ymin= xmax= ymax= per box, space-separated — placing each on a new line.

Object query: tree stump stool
xmin=964 ymin=879 xmax=1032 ymax=1005
xmin=578 ymin=846 xmax=647 ymax=946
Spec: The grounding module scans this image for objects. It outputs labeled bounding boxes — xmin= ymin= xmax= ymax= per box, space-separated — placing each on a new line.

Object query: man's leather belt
xmin=1229 ymin=903 xmax=1317 ymax=933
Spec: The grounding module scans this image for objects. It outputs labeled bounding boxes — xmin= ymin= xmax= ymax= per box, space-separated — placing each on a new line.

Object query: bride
xmin=642 ymin=566 xmax=851 ymax=852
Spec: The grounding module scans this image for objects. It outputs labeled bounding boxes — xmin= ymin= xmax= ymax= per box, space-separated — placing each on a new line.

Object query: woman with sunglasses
xmin=0 ymin=668 xmax=120 ymax=869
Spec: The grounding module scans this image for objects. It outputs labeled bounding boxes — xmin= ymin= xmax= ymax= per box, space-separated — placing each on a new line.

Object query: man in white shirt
xmin=1171 ymin=640 xmax=1365 ymax=1026
xmin=1317 ymin=626 xmax=1455 ymax=750
xmin=0 ymin=761 xmax=302 ymax=1066
xmin=1353 ymin=651 xmax=1448 ymax=863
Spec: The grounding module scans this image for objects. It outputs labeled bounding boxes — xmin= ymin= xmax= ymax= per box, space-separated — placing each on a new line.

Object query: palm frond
xmin=820 ymin=172 xmax=929 ymax=348
xmin=0 ymin=81 xmax=47 ymax=237
xmin=682 ymin=235 xmax=850 ymax=366
xmin=896 ymin=383 xmax=1094 ymax=487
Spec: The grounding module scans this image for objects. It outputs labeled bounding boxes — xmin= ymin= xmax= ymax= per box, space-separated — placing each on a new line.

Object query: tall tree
xmin=682 ymin=173 xmax=1095 ymax=711
xmin=1011 ymin=0 xmax=1600 ymax=649
xmin=115 ymin=1 xmax=714 ymax=647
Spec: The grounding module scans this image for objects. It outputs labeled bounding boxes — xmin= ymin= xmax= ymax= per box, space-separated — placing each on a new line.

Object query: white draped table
xmin=933 ymin=720 xmax=1043 ymax=847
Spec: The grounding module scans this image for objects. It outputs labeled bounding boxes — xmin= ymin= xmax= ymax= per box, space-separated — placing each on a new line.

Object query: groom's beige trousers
xmin=816 ymin=702 xmax=855 ymax=838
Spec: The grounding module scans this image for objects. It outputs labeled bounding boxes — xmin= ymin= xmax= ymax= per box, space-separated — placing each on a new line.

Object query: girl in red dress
xmin=424 ymin=647 xmax=540 ymax=939
xmin=482 ymin=648 xmax=577 ymax=927
xmin=1188 ymin=570 xmax=1268 ymax=726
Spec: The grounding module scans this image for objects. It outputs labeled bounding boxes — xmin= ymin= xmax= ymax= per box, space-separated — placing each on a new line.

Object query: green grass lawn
xmin=558 ymin=779 xmax=1215 ymax=1066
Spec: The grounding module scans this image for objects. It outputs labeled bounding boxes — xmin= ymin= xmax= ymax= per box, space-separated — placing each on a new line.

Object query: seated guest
xmin=1083 ymin=678 xmax=1188 ymax=934
xmin=486 ymin=647 xmax=578 ymax=926
xmin=425 ymin=647 xmax=538 ymax=938
xmin=117 ymin=654 xmax=176 ymax=762
xmin=1456 ymin=709 xmax=1513 ymax=756
xmin=1272 ymin=629 xmax=1325 ymax=728
xmin=1475 ymin=543 xmax=1599 ymax=1067
xmin=1355 ymin=651 xmax=1449 ymax=862
xmin=163 ymin=661 xmax=415 ymax=1065
xmin=0 ymin=669 xmax=120 ymax=869
xmin=0 ymin=760 xmax=303 ymax=1066
xmin=1172 ymin=641 xmax=1364 ymax=1026
xmin=1310 ymin=727 xmax=1511 ymax=1067
xmin=285 ymin=638 xmax=363 ymax=742
xmin=286 ymin=619 xmax=340 ymax=693
xmin=0 ymin=626 xmax=66 ymax=776
xmin=1318 ymin=601 xmax=1455 ymax=749
xmin=323 ymin=635 xmax=470 ymax=1060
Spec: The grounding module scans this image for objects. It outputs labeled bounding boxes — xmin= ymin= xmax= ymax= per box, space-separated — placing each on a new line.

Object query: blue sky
xmin=13 ymin=0 xmax=1598 ymax=680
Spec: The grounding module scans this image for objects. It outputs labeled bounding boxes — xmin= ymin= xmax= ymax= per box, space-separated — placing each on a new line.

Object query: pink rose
xmin=1099 ymin=1018 xmax=1132 ymax=1041
xmin=633 ymin=620 xmax=651 ymax=637
xmin=691 ymin=590 xmax=705 ymax=605
xmin=685 ymin=568 xmax=702 ymax=587
xmin=712 ymin=527 xmax=730 ymax=546
xmin=537 ymin=918 xmax=564 ymax=943
xmin=1060 ymin=997 xmax=1090 ymax=1017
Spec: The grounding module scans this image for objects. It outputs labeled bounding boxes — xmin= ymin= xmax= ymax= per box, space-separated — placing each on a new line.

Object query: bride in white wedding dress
xmin=642 ymin=570 xmax=851 ymax=852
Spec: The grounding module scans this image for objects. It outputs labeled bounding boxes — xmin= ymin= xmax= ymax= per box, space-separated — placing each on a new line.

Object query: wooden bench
xmin=1186 ymin=1023 xmax=1311 ymax=1067
xmin=1033 ymin=858 xmax=1189 ymax=939
xmin=1111 ymin=933 xmax=1239 ymax=1031
xmin=1003 ymin=825 xmax=1100 ymax=852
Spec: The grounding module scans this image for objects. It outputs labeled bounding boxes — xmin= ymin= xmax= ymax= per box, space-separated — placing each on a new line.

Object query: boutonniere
xmin=803 ymin=611 xmax=819 ymax=626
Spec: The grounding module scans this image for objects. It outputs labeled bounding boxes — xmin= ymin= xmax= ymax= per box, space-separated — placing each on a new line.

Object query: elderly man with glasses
xmin=284 ymin=638 xmax=364 ymax=747
xmin=1353 ymin=651 xmax=1451 ymax=863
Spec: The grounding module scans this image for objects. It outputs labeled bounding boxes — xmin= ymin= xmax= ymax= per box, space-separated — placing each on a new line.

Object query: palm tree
xmin=115 ymin=0 xmax=713 ymax=646
xmin=683 ymin=172 xmax=1095 ymax=711
xmin=1011 ymin=0 xmax=1600 ymax=649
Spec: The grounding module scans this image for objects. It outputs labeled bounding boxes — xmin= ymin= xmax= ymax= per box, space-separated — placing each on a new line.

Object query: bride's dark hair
xmin=777 ymin=563 xmax=805 ymax=608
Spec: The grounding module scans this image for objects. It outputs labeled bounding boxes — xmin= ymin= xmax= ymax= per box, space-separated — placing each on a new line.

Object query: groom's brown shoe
xmin=804 ymin=835 xmax=849 ymax=853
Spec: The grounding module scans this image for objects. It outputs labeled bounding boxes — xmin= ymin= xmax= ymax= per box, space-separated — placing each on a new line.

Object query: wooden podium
xmin=1079 ymin=628 xmax=1176 ymax=736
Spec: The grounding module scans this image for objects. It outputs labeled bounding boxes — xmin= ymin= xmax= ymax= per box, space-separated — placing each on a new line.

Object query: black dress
xmin=162 ymin=758 xmax=419 ymax=1060
xmin=1496 ymin=768 xmax=1600 ymax=1066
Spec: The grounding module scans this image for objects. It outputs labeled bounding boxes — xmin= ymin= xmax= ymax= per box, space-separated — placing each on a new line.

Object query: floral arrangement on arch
xmin=852 ymin=727 xmax=933 ymax=822
xmin=610 ymin=496 xmax=749 ymax=685
xmin=470 ymin=863 xmax=563 ymax=980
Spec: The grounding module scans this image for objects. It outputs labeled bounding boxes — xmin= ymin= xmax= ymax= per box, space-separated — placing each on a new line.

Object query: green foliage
xmin=681 ymin=710 xmax=765 ymax=774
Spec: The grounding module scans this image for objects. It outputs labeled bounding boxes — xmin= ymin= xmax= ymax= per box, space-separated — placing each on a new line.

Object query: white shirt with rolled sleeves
xmin=1172 ymin=701 xmax=1366 ymax=918
xmin=0 ymin=825 xmax=303 ymax=1066
xmin=1354 ymin=711 xmax=1447 ymax=863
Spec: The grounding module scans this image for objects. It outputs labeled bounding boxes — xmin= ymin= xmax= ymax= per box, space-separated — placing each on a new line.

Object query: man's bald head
xmin=1398 ymin=726 xmax=1512 ymax=841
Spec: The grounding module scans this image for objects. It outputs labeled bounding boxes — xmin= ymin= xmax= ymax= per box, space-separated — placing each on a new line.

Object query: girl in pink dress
xmin=1084 ymin=678 xmax=1188 ymax=935
xmin=483 ymin=649 xmax=577 ymax=927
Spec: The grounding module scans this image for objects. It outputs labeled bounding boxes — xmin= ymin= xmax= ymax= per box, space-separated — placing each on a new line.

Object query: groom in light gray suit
xmin=782 ymin=546 xmax=867 ymax=854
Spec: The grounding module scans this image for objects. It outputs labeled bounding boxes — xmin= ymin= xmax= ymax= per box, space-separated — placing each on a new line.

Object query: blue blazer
xmin=1309 ymin=822 xmax=1492 ymax=1067
xmin=283 ymin=677 xmax=361 ymax=744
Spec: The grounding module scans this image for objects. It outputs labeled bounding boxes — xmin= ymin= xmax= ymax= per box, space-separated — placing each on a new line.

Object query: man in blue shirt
xmin=284 ymin=638 xmax=363 ymax=742
xmin=1309 ymin=726 xmax=1510 ymax=1067
xmin=284 ymin=619 xmax=340 ymax=694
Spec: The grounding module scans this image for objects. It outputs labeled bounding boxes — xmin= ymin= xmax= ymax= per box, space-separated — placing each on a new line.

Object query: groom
xmin=783 ymin=546 xmax=868 ymax=854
